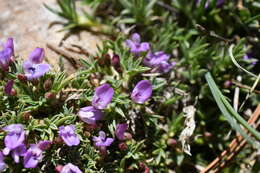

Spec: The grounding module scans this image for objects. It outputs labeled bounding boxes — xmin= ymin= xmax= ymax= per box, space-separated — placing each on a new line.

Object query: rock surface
xmin=0 ymin=0 xmax=104 ymax=72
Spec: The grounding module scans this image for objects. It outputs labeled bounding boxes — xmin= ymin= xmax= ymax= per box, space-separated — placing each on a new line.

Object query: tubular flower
xmin=23 ymin=145 xmax=42 ymax=168
xmin=58 ymin=125 xmax=80 ymax=146
xmin=143 ymin=51 xmax=170 ymax=67
xmin=23 ymin=140 xmax=51 ymax=168
xmin=93 ymin=131 xmax=114 ymax=147
xmin=92 ymin=84 xmax=114 ymax=109
xmin=61 ymin=163 xmax=83 ymax=173
xmin=143 ymin=51 xmax=176 ymax=73
xmin=3 ymin=124 xmax=25 ymax=155
xmin=78 ymin=106 xmax=103 ymax=125
xmin=23 ymin=48 xmax=50 ymax=80
xmin=0 ymin=38 xmax=14 ymax=71
xmin=131 ymin=80 xmax=152 ymax=104
xmin=125 ymin=33 xmax=150 ymax=55
xmin=4 ymin=80 xmax=14 ymax=96
xmin=115 ymin=123 xmax=128 ymax=141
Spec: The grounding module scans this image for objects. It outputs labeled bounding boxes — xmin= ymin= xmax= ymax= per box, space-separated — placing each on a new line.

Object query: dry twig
xmin=47 ymin=43 xmax=80 ymax=69
xmin=200 ymin=104 xmax=260 ymax=173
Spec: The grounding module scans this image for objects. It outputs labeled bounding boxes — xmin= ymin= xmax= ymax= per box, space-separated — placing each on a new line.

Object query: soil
xmin=0 ymin=0 xmax=104 ymax=73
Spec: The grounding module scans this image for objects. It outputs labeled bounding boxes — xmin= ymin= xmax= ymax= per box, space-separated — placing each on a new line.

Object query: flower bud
xmin=45 ymin=92 xmax=56 ymax=100
xmin=111 ymin=54 xmax=122 ymax=72
xmin=53 ymin=136 xmax=63 ymax=145
xmin=118 ymin=142 xmax=128 ymax=151
xmin=44 ymin=78 xmax=53 ymax=91
xmin=224 ymin=80 xmax=232 ymax=88
xmin=167 ymin=138 xmax=177 ymax=148
xmin=17 ymin=74 xmax=27 ymax=82
xmin=10 ymin=89 xmax=17 ymax=96
xmin=204 ymin=131 xmax=212 ymax=140
xmin=111 ymin=54 xmax=120 ymax=66
xmin=22 ymin=112 xmax=31 ymax=121
xmin=103 ymin=53 xmax=111 ymax=67
xmin=124 ymin=132 xmax=132 ymax=140
xmin=139 ymin=162 xmax=146 ymax=170
xmin=55 ymin=165 xmax=63 ymax=173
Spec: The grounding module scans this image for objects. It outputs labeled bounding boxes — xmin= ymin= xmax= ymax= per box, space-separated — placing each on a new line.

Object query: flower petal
xmin=115 ymin=123 xmax=128 ymax=140
xmin=78 ymin=106 xmax=103 ymax=124
xmin=92 ymin=84 xmax=114 ymax=109
xmin=29 ymin=48 xmax=45 ymax=64
xmin=131 ymin=80 xmax=152 ymax=104
xmin=25 ymin=63 xmax=50 ymax=80
xmin=131 ymin=33 xmax=141 ymax=43
xmin=4 ymin=80 xmax=14 ymax=96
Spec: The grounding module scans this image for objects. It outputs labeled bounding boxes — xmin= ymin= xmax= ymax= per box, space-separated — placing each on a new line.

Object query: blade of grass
xmin=205 ymin=72 xmax=256 ymax=145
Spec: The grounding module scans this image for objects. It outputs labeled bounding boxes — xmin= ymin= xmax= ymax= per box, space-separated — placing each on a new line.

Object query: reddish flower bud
xmin=44 ymin=78 xmax=53 ymax=91
xmin=55 ymin=165 xmax=63 ymax=173
xmin=22 ymin=112 xmax=31 ymax=121
xmin=167 ymin=138 xmax=177 ymax=148
xmin=53 ymin=136 xmax=63 ymax=145
xmin=118 ymin=142 xmax=128 ymax=151
xmin=103 ymin=53 xmax=111 ymax=67
xmin=10 ymin=89 xmax=17 ymax=96
xmin=45 ymin=92 xmax=56 ymax=100
xmin=111 ymin=54 xmax=120 ymax=67
xmin=17 ymin=74 xmax=27 ymax=82
xmin=144 ymin=166 xmax=150 ymax=173
xmin=204 ymin=131 xmax=212 ymax=140
xmin=111 ymin=54 xmax=122 ymax=72
xmin=139 ymin=162 xmax=146 ymax=170
xmin=224 ymin=80 xmax=232 ymax=88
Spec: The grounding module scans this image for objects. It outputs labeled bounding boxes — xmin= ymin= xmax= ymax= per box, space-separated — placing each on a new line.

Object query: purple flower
xmin=115 ymin=123 xmax=128 ymax=141
xmin=157 ymin=61 xmax=176 ymax=73
xmin=143 ymin=51 xmax=175 ymax=73
xmin=23 ymin=60 xmax=50 ymax=80
xmin=0 ymin=152 xmax=7 ymax=172
xmin=58 ymin=125 xmax=80 ymax=146
xmin=23 ymin=48 xmax=50 ymax=80
xmin=131 ymin=80 xmax=152 ymax=104
xmin=3 ymin=124 xmax=25 ymax=155
xmin=0 ymin=38 xmax=14 ymax=71
xmin=61 ymin=163 xmax=82 ymax=173
xmin=4 ymin=80 xmax=14 ymax=96
xmin=23 ymin=140 xmax=50 ymax=168
xmin=125 ymin=33 xmax=150 ymax=55
xmin=92 ymin=84 xmax=114 ymax=109
xmin=37 ymin=140 xmax=52 ymax=150
xmin=78 ymin=106 xmax=103 ymax=125
xmin=4 ymin=38 xmax=14 ymax=56
xmin=143 ymin=51 xmax=170 ymax=67
xmin=216 ymin=0 xmax=225 ymax=7
xmin=196 ymin=0 xmax=225 ymax=8
xmin=243 ymin=53 xmax=258 ymax=65
xmin=29 ymin=48 xmax=45 ymax=64
xmin=10 ymin=144 xmax=26 ymax=163
xmin=23 ymin=145 xmax=43 ymax=168
xmin=93 ymin=131 xmax=114 ymax=147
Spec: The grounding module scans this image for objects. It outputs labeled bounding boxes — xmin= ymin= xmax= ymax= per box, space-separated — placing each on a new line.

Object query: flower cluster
xmin=126 ymin=33 xmax=176 ymax=74
xmin=0 ymin=36 xmax=155 ymax=172
xmin=0 ymin=124 xmax=51 ymax=169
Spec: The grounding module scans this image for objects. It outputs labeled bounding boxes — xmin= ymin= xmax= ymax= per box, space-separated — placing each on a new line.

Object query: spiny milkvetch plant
xmin=1 ymin=0 xmax=260 ymax=172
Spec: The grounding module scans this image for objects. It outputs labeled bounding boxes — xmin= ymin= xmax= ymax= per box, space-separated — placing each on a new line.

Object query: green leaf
xmin=205 ymin=72 xmax=259 ymax=145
